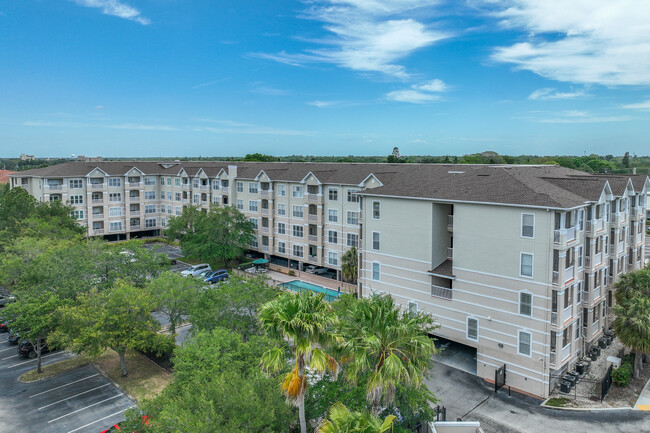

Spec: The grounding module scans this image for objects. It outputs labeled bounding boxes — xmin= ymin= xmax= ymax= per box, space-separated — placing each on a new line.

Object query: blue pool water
xmin=280 ymin=280 xmax=342 ymax=302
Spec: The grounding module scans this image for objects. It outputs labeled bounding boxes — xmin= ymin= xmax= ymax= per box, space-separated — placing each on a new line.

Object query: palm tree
xmin=316 ymin=402 xmax=396 ymax=433
xmin=614 ymin=296 xmax=650 ymax=378
xmin=341 ymin=247 xmax=358 ymax=284
xmin=340 ymin=295 xmax=437 ymax=416
xmin=259 ymin=291 xmax=339 ymax=433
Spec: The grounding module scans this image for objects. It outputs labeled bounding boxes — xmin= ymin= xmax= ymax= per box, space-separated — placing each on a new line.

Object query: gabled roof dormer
xmin=195 ymin=168 xmax=208 ymax=179
xmin=597 ymin=181 xmax=614 ymax=204
xmin=215 ymin=168 xmax=228 ymax=179
xmin=86 ymin=167 xmax=109 ymax=177
xmin=254 ymin=170 xmax=271 ymax=182
xmin=300 ymin=172 xmax=321 ymax=185
xmin=125 ymin=166 xmax=145 ymax=176
xmin=177 ymin=167 xmax=189 ymax=178
xmin=358 ymin=173 xmax=383 ymax=189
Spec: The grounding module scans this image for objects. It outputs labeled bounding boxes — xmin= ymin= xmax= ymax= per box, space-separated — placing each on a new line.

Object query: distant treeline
xmin=4 ymin=151 xmax=649 ymax=175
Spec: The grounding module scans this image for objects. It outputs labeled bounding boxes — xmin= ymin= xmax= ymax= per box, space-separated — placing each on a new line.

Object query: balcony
xmin=182 ymin=199 xmax=188 ymax=204
xmin=447 ymin=247 xmax=453 ymax=259
xmin=552 ymin=271 xmax=559 ymax=285
xmin=586 ymin=218 xmax=604 ymax=234
xmin=200 ymin=185 xmax=208 ymax=191
xmin=550 ymin=351 xmax=556 ymax=366
xmin=562 ymin=304 xmax=572 ymax=323
xmin=636 ymin=233 xmax=642 ymax=244
xmin=554 ymin=227 xmax=577 ymax=246
xmin=431 ymin=285 xmax=453 ymax=300
xmin=93 ymin=229 xmax=104 ymax=235
xmin=564 ymin=266 xmax=574 ymax=283
xmin=92 ymin=212 xmax=104 ymax=219
xmin=308 ymin=255 xmax=318 ymax=263
xmin=307 ymin=194 xmax=321 ymax=203
xmin=262 ymin=245 xmax=269 ymax=252
xmin=261 ymin=208 xmax=269 ymax=215
xmin=309 ymin=234 xmax=318 ymax=243
xmin=617 ymin=242 xmax=624 ymax=254
xmin=261 ymin=190 xmax=270 ymax=198
xmin=447 ymin=215 xmax=453 ymax=229
xmin=127 ymin=182 xmax=141 ymax=188
xmin=551 ymin=311 xmax=558 ymax=325
xmin=593 ymin=285 xmax=601 ymax=301
xmin=561 ymin=343 xmax=571 ymax=362
xmin=308 ymin=214 xmax=319 ymax=222
xmin=182 ymin=183 xmax=190 ymax=190
xmin=47 ymin=184 xmax=63 ymax=191
xmin=130 ymin=224 xmax=141 ymax=230
xmin=262 ymin=226 xmax=269 ymax=234
xmin=91 ymin=183 xmax=105 ymax=190
xmin=92 ymin=198 xmax=104 ymax=204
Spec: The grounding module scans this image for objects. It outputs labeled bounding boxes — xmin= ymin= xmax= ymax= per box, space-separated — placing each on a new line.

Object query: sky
xmin=1 ymin=0 xmax=650 ymax=158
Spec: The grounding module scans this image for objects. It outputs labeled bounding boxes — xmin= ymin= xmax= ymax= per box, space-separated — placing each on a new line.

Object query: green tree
xmin=189 ymin=275 xmax=280 ymax=340
xmin=622 ymin=152 xmax=630 ymax=168
xmin=2 ymin=293 xmax=67 ymax=373
xmin=166 ymin=205 xmax=254 ymax=265
xmin=340 ymin=295 xmax=438 ymax=416
xmin=259 ymin=291 xmax=339 ymax=433
xmin=56 ymin=280 xmax=160 ymax=376
xmin=341 ymin=247 xmax=358 ymax=284
xmin=148 ymin=271 xmax=204 ymax=335
xmin=317 ymin=402 xmax=396 ymax=433
xmin=614 ymin=270 xmax=650 ymax=378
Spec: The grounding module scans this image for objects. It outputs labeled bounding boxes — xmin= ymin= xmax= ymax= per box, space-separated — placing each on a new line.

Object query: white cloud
xmin=386 ymin=89 xmax=442 ymax=103
xmin=531 ymin=110 xmax=633 ymax=124
xmin=250 ymin=85 xmax=289 ymax=96
xmin=489 ymin=1 xmax=650 ymax=85
xmin=308 ymin=100 xmax=339 ymax=108
xmin=71 ymin=0 xmax=150 ymax=25
xmin=108 ymin=123 xmax=177 ymax=131
xmin=414 ymin=79 xmax=447 ymax=92
xmin=193 ymin=119 xmax=310 ymax=136
xmin=528 ymin=88 xmax=589 ymax=100
xmin=254 ymin=1 xmax=448 ymax=78
xmin=620 ymin=99 xmax=650 ymax=110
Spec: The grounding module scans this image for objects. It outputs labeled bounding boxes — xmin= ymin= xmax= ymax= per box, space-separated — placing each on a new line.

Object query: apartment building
xmin=10 ymin=162 xmax=649 ymax=398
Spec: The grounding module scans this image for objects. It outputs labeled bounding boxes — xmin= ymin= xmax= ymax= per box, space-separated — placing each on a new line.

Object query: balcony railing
xmin=636 ymin=233 xmax=642 ymax=244
xmin=447 ymin=247 xmax=453 ymax=259
xmin=93 ymin=229 xmax=104 ymax=235
xmin=618 ymin=242 xmax=624 ymax=254
xmin=308 ymin=255 xmax=317 ymax=263
xmin=552 ymin=271 xmax=559 ymax=285
xmin=593 ymin=285 xmax=601 ymax=300
xmin=431 ymin=285 xmax=452 ymax=300
xmin=262 ymin=245 xmax=269 ymax=252
xmin=262 ymin=226 xmax=269 ymax=234
xmin=92 ymin=198 xmax=104 ymax=204
xmin=554 ymin=227 xmax=576 ymax=245
xmin=308 ymin=214 xmax=318 ymax=222
xmin=200 ymin=185 xmax=208 ymax=191
xmin=309 ymin=235 xmax=318 ymax=243
xmin=91 ymin=183 xmax=105 ymax=189
xmin=587 ymin=219 xmax=604 ymax=233
xmin=47 ymin=184 xmax=63 ymax=190
xmin=562 ymin=304 xmax=572 ymax=323
xmin=564 ymin=266 xmax=574 ymax=283
xmin=92 ymin=212 xmax=104 ymax=219
xmin=128 ymin=182 xmax=141 ymax=188
xmin=562 ymin=343 xmax=571 ymax=362
xmin=593 ymin=252 xmax=602 ymax=267
xmin=551 ymin=311 xmax=558 ymax=325
xmin=261 ymin=190 xmax=270 ymax=198
xmin=261 ymin=208 xmax=269 ymax=215
xmin=448 ymin=215 xmax=454 ymax=227
xmin=307 ymin=194 xmax=321 ymax=203
xmin=182 ymin=199 xmax=188 ymax=204
xmin=130 ymin=224 xmax=140 ymax=230
xmin=550 ymin=351 xmax=556 ymax=366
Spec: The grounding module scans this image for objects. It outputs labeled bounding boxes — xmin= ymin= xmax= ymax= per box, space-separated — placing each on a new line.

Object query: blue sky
xmin=1 ymin=0 xmax=649 ymax=158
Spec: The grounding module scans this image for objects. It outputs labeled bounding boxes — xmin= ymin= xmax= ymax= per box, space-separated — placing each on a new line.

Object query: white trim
xmin=517 ymin=330 xmax=533 ymax=358
xmin=371 ymin=261 xmax=381 ymax=281
xmin=521 ymin=212 xmax=535 ymax=239
xmin=371 ymin=200 xmax=381 ymax=220
xmin=358 ymin=173 xmax=384 ymax=187
xmin=519 ymin=291 xmax=533 ymax=317
xmin=519 ymin=252 xmax=534 ymax=278
xmin=467 ymin=316 xmax=479 ymax=342
xmin=371 ymin=231 xmax=380 ymax=251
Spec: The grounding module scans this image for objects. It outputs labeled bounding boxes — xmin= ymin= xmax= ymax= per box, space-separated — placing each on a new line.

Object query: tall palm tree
xmin=316 ymin=402 xmax=396 ymax=433
xmin=259 ymin=291 xmax=339 ymax=433
xmin=341 ymin=247 xmax=358 ymax=284
xmin=340 ymin=295 xmax=437 ymax=416
xmin=614 ymin=296 xmax=650 ymax=378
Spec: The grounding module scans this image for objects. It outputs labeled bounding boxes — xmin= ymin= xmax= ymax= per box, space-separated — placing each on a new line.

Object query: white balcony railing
xmin=307 ymin=194 xmax=320 ymax=202
xmin=261 ymin=208 xmax=269 ymax=215
xmin=261 ymin=190 xmax=269 ymax=198
xmin=128 ymin=182 xmax=141 ymax=188
xmin=91 ymin=183 xmax=104 ymax=189
xmin=431 ymin=285 xmax=452 ymax=300
xmin=261 ymin=245 xmax=269 ymax=252
xmin=308 ymin=214 xmax=318 ymax=222
xmin=587 ymin=218 xmax=604 ymax=233
xmin=562 ymin=304 xmax=572 ymax=323
xmin=562 ymin=343 xmax=571 ymax=362
xmin=309 ymin=235 xmax=318 ymax=243
xmin=551 ymin=311 xmax=558 ymax=325
xmin=47 ymin=184 xmax=63 ymax=190
xmin=593 ymin=285 xmax=601 ymax=300
xmin=308 ymin=255 xmax=317 ymax=263
xmin=564 ymin=266 xmax=574 ymax=283
xmin=554 ymin=227 xmax=576 ymax=244
xmin=92 ymin=198 xmax=103 ymax=204
xmin=636 ymin=233 xmax=642 ymax=244
xmin=618 ymin=242 xmax=624 ymax=254
xmin=93 ymin=229 xmax=104 ymax=235
xmin=550 ymin=351 xmax=556 ymax=366
xmin=447 ymin=247 xmax=453 ymax=259
xmin=593 ymin=252 xmax=602 ymax=267
xmin=448 ymin=215 xmax=454 ymax=227
xmin=552 ymin=271 xmax=559 ymax=285
xmin=262 ymin=227 xmax=269 ymax=234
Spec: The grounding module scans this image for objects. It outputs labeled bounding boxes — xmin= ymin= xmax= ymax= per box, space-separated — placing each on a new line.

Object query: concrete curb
xmin=540 ymin=399 xmax=634 ymax=412
xmin=92 ymin=362 xmax=138 ymax=404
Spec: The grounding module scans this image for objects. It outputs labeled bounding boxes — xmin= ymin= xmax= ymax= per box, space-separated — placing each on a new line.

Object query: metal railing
xmin=308 ymin=214 xmax=318 ymax=222
xmin=92 ymin=198 xmax=104 ymax=204
xmin=47 ymin=184 xmax=63 ymax=190
xmin=309 ymin=235 xmax=318 ymax=242
xmin=431 ymin=285 xmax=452 ymax=300
xmin=564 ymin=265 xmax=574 ymax=282
xmin=562 ymin=343 xmax=571 ymax=362
xmin=307 ymin=194 xmax=320 ymax=202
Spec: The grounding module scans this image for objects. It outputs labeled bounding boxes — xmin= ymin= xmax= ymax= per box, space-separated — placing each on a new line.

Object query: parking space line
xmin=38 ymin=384 xmax=111 ymax=410
xmin=66 ymin=406 xmax=134 ymax=433
xmin=48 ymin=394 xmax=123 ymax=423
xmin=0 ymin=346 xmax=16 ymax=353
xmin=30 ymin=373 xmax=100 ymax=398
xmin=6 ymin=351 xmax=61 ymax=368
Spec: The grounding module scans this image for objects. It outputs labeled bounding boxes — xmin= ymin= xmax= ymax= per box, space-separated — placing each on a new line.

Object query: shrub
xmin=612 ymin=362 xmax=633 ymax=387
xmin=288 ymin=270 xmax=296 ymax=276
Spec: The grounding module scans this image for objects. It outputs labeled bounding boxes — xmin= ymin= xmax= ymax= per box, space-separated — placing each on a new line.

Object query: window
xmin=175 ymin=207 xmax=182 ymax=216
xmin=145 ymin=218 xmax=157 ymax=228
xmin=520 ymin=253 xmax=533 ymax=277
xmin=160 ymin=177 xmax=165 ymax=186
xmin=372 ymin=232 xmax=380 ymax=250
xmin=145 ymin=205 xmax=156 ymax=214
xmin=372 ymin=262 xmax=380 ymax=280
xmin=160 ymin=191 xmax=165 ymax=200
xmin=328 ymin=230 xmax=338 ymax=244
xmin=69 ymin=195 xmax=84 ymax=205
xmin=277 ymin=184 xmax=286 ymax=197
xmin=372 ymin=201 xmax=381 ymax=219
xmin=292 ymin=225 xmax=304 ymax=238
xmin=166 ymin=177 xmax=172 ymax=186
xmin=347 ymin=189 xmax=360 ymax=203
xmin=345 ymin=211 xmax=358 ymax=225
xmin=328 ymin=209 xmax=338 ymax=222
xmin=174 ymin=178 xmax=181 ymax=187
xmin=108 ymin=178 xmax=121 ymax=187
xmin=249 ymin=182 xmax=258 ymax=193
xmin=175 ymin=192 xmax=181 ymax=201
xmin=193 ymin=194 xmax=199 ymax=204
xmin=408 ymin=302 xmax=418 ymax=316
xmin=193 ymin=180 xmax=199 ymax=188
xmin=167 ymin=206 xmax=172 ymax=214
xmin=236 ymin=182 xmax=243 ymax=192
xmin=237 ymin=199 xmax=244 ymax=210
xmin=109 ymin=207 xmax=123 ymax=217
xmin=518 ymin=331 xmax=532 ymax=356
xmin=165 ymin=191 xmax=171 ymax=200
xmin=329 ymin=188 xmax=338 ymax=201
xmin=249 ymin=201 xmax=259 ymax=212
xmin=575 ymin=317 xmax=581 ymax=340
xmin=221 ymin=180 xmax=228 ymax=188
xmin=292 ymin=185 xmax=303 ymax=198
xmin=328 ymin=251 xmax=338 ymax=266
xmin=577 ymin=246 xmax=583 ymax=269
xmin=250 ymin=218 xmax=258 ymax=230
xmin=467 ymin=317 xmax=478 ymax=341
xmin=347 ymin=233 xmax=358 ymax=248
xmin=213 ymin=181 xmax=219 ymax=190
xmin=250 ymin=237 xmax=259 ymax=248
xmin=277 ymin=222 xmax=286 ymax=235
xmin=144 ymin=177 xmax=156 ymax=186
xmin=109 ymin=221 xmax=123 ymax=232
xmin=519 ymin=292 xmax=532 ymax=316
xmin=293 ymin=245 xmax=304 ymax=258
xmin=144 ymin=191 xmax=156 ymax=200
xmin=293 ymin=205 xmax=304 ymax=218
xmin=69 ymin=179 xmax=83 ymax=189
xmin=108 ymin=193 xmax=122 ymax=202
xmin=521 ymin=214 xmax=534 ymax=238
xmin=71 ymin=210 xmax=84 ymax=220
xmin=277 ymin=204 xmax=286 ymax=216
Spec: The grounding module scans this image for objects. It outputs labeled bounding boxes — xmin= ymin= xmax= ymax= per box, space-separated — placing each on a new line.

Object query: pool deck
xmin=265 ymin=269 xmax=355 ymax=295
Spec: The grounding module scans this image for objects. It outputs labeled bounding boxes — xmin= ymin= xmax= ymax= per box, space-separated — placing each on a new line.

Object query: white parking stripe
xmin=2 ymin=353 xmax=18 ymax=360
xmin=6 ymin=352 xmax=61 ymax=368
xmin=48 ymin=394 xmax=123 ymax=423
xmin=30 ymin=373 xmax=100 ymax=398
xmin=38 ymin=384 xmax=111 ymax=410
xmin=66 ymin=406 xmax=133 ymax=433
xmin=0 ymin=346 xmax=17 ymax=353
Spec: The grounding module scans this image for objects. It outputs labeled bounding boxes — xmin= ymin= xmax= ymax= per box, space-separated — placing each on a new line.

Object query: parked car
xmin=7 ymin=330 xmax=20 ymax=344
xmin=0 ymin=322 xmax=9 ymax=333
xmin=196 ymin=269 xmax=213 ymax=279
xmin=180 ymin=264 xmax=211 ymax=277
xmin=305 ymin=265 xmax=327 ymax=275
xmin=18 ymin=340 xmax=51 ymax=359
xmin=204 ymin=269 xmax=229 ymax=284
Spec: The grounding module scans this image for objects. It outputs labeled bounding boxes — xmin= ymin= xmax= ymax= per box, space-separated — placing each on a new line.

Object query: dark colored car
xmin=18 ymin=340 xmax=50 ymax=359
xmin=0 ymin=322 xmax=9 ymax=333
xmin=204 ymin=269 xmax=228 ymax=284
xmin=7 ymin=330 xmax=20 ymax=344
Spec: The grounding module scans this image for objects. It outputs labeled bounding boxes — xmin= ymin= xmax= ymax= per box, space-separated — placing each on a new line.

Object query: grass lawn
xmin=94 ymin=349 xmax=172 ymax=402
xmin=545 ymin=397 xmax=571 ymax=407
xmin=20 ymin=355 xmax=91 ymax=382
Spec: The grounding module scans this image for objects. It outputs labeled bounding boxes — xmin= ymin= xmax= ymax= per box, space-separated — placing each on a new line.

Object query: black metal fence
xmin=600 ymin=364 xmax=613 ymax=402
xmin=495 ymin=365 xmax=506 ymax=393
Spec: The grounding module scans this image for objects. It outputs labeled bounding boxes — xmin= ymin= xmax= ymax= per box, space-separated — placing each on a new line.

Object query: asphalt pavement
xmin=0 ymin=338 xmax=133 ymax=433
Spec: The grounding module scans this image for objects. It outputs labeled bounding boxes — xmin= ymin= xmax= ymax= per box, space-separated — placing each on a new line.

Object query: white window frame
xmin=519 ymin=291 xmax=533 ymax=317
xmin=372 ymin=231 xmax=380 ymax=251
xmin=277 ymin=204 xmax=286 ymax=216
xmin=69 ymin=179 xmax=83 ymax=189
xmin=346 ymin=233 xmax=358 ymax=248
xmin=277 ymin=222 xmax=286 ymax=235
xmin=328 ymin=209 xmax=338 ymax=222
xmin=109 ymin=221 xmax=123 ymax=232
xmin=292 ymin=185 xmax=303 ymax=198
xmin=174 ymin=178 xmax=181 ymax=187
xmin=293 ymin=244 xmax=304 ymax=258
xmin=328 ymin=188 xmax=338 ymax=201
xmin=69 ymin=195 xmax=84 ymax=205
xmin=249 ymin=182 xmax=258 ymax=194
xmin=520 ymin=253 xmax=533 ymax=278
xmin=249 ymin=200 xmax=259 ymax=212
xmin=144 ymin=191 xmax=156 ymax=200
xmin=236 ymin=182 xmax=243 ymax=192
xmin=372 ymin=201 xmax=381 ymax=220
xmin=293 ymin=205 xmax=304 ymax=218
xmin=372 ymin=262 xmax=380 ymax=280
xmin=292 ymin=225 xmax=304 ymax=238
xmin=517 ymin=330 xmax=532 ymax=357
xmin=277 ymin=241 xmax=286 ymax=254
xmin=328 ymin=230 xmax=338 ymax=244
xmin=277 ymin=184 xmax=286 ymax=197
xmin=328 ymin=251 xmax=338 ymax=266
xmin=347 ymin=211 xmax=359 ymax=225
xmin=521 ymin=213 xmax=535 ymax=238
xmin=249 ymin=218 xmax=258 ymax=230
xmin=237 ymin=199 xmax=244 ymax=210
xmin=109 ymin=207 xmax=123 ymax=217
xmin=467 ymin=317 xmax=479 ymax=342
xmin=108 ymin=178 xmax=121 ymax=187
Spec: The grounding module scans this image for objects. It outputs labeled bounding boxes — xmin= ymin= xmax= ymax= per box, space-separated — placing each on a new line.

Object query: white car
xmin=305 ymin=265 xmax=327 ymax=275
xmin=181 ymin=264 xmax=211 ymax=277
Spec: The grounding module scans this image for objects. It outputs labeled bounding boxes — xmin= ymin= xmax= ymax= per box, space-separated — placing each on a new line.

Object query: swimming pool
xmin=280 ymin=280 xmax=342 ymax=302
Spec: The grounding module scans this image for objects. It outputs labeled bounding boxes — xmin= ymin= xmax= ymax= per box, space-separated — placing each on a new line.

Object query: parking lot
xmin=0 ymin=338 xmax=133 ymax=433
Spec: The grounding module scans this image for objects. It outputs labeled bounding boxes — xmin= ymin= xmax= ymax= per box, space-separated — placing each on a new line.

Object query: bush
xmin=612 ymin=361 xmax=633 ymax=387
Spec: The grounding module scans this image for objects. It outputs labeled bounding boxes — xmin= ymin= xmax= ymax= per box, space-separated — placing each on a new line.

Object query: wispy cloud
xmin=530 ymin=110 xmax=634 ymax=124
xmin=528 ymin=87 xmax=590 ymax=100
xmin=192 ymin=78 xmax=229 ymax=90
xmin=620 ymin=99 xmax=650 ymax=110
xmin=108 ymin=123 xmax=177 ymax=131
xmin=489 ymin=1 xmax=650 ymax=85
xmin=70 ymin=0 xmax=150 ymax=25
xmin=250 ymin=85 xmax=289 ymax=96
xmin=386 ymin=78 xmax=448 ymax=103
xmin=23 ymin=120 xmax=176 ymax=130
xmin=253 ymin=1 xmax=449 ymax=78
xmin=193 ymin=119 xmax=310 ymax=136
xmin=308 ymin=100 xmax=340 ymax=108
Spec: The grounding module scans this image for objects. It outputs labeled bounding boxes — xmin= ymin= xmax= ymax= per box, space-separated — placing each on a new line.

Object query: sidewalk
xmin=634 ymin=376 xmax=650 ymax=410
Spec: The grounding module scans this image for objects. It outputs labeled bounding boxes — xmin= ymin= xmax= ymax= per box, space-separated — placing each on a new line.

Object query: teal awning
xmin=252 ymin=258 xmax=269 ymax=265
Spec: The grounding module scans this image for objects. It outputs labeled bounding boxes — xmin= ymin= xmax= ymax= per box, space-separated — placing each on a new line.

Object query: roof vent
xmin=448 ymin=170 xmax=465 ymax=174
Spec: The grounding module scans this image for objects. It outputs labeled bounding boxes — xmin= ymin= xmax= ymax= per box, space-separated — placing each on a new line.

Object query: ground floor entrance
xmin=433 ymin=335 xmax=478 ymax=375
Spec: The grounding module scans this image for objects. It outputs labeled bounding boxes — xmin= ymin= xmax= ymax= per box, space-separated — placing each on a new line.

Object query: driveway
xmin=0 ymin=339 xmax=133 ymax=433
xmin=426 ymin=361 xmax=649 ymax=433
